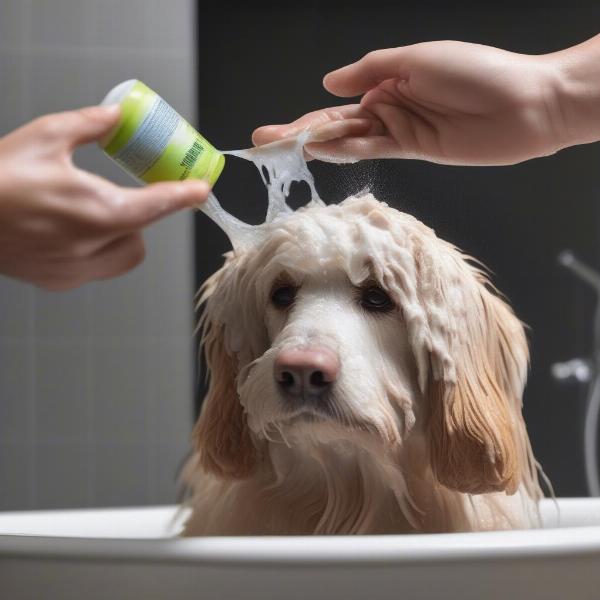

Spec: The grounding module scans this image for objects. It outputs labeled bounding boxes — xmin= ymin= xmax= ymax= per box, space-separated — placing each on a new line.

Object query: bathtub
xmin=0 ymin=498 xmax=599 ymax=600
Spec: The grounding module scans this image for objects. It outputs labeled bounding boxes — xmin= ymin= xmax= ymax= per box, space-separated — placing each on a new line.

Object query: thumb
xmin=323 ymin=47 xmax=411 ymax=97
xmin=52 ymin=105 xmax=122 ymax=150
xmin=114 ymin=179 xmax=211 ymax=230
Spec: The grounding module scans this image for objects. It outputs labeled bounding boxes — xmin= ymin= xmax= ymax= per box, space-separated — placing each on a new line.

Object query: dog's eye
xmin=271 ymin=285 xmax=297 ymax=308
xmin=360 ymin=286 xmax=394 ymax=312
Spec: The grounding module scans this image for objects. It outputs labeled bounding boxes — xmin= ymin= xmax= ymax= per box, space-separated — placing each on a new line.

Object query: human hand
xmin=0 ymin=105 xmax=210 ymax=290
xmin=253 ymin=41 xmax=575 ymax=166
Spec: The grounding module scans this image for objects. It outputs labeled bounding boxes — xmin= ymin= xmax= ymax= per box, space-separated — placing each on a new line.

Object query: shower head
xmin=558 ymin=250 xmax=600 ymax=294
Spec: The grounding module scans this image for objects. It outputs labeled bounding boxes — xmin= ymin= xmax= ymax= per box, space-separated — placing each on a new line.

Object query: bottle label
xmin=102 ymin=80 xmax=225 ymax=186
xmin=113 ymin=95 xmax=180 ymax=178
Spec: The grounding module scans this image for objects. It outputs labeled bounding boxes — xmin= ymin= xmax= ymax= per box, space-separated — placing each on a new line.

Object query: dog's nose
xmin=274 ymin=346 xmax=340 ymax=399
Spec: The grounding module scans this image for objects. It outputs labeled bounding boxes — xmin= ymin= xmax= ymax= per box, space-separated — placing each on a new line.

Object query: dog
xmin=182 ymin=193 xmax=543 ymax=535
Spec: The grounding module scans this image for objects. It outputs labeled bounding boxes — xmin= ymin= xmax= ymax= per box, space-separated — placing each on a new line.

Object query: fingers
xmin=85 ymin=232 xmax=146 ymax=281
xmin=112 ymin=179 xmax=210 ymax=230
xmin=323 ymin=47 xmax=412 ymax=97
xmin=304 ymin=135 xmax=401 ymax=163
xmin=306 ymin=118 xmax=374 ymax=142
xmin=68 ymin=105 xmax=122 ymax=147
xmin=252 ymin=104 xmax=374 ymax=146
xmin=38 ymin=105 xmax=122 ymax=151
xmin=252 ymin=103 xmax=390 ymax=163
xmin=252 ymin=118 xmax=372 ymax=150
xmin=19 ymin=177 xmax=208 ymax=290
xmin=15 ymin=233 xmax=146 ymax=291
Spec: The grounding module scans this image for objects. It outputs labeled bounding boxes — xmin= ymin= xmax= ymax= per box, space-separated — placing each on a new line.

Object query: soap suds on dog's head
xmin=199 ymin=132 xmax=326 ymax=251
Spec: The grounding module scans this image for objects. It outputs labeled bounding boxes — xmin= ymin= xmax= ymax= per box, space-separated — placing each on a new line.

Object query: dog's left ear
xmin=424 ymin=267 xmax=528 ymax=495
xmin=192 ymin=267 xmax=257 ymax=480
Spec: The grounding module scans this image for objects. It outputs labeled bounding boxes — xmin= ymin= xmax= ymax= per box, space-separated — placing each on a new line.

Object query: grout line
xmin=0 ymin=44 xmax=190 ymax=60
xmin=85 ymin=284 xmax=95 ymax=506
xmin=21 ymin=0 xmax=36 ymax=511
xmin=144 ymin=219 xmax=157 ymax=503
xmin=83 ymin=0 xmax=95 ymax=48
xmin=28 ymin=291 xmax=36 ymax=509
xmin=145 ymin=339 xmax=155 ymax=504
xmin=25 ymin=288 xmax=35 ymax=510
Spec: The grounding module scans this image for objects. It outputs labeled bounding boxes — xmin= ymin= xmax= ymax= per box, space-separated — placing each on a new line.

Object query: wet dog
xmin=182 ymin=194 xmax=542 ymax=535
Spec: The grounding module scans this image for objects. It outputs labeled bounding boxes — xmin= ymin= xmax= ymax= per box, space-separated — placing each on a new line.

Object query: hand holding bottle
xmin=0 ymin=105 xmax=209 ymax=290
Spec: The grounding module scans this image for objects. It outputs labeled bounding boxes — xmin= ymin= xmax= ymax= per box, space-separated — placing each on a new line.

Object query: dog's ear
xmin=394 ymin=228 xmax=531 ymax=496
xmin=426 ymin=276 xmax=527 ymax=495
xmin=192 ymin=269 xmax=257 ymax=480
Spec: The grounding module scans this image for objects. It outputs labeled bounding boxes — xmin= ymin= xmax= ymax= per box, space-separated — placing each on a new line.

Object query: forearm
xmin=548 ymin=34 xmax=600 ymax=149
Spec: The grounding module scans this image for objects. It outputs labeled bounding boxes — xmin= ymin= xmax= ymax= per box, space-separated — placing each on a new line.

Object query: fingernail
xmin=100 ymin=103 xmax=121 ymax=117
xmin=185 ymin=180 xmax=211 ymax=193
xmin=183 ymin=181 xmax=210 ymax=206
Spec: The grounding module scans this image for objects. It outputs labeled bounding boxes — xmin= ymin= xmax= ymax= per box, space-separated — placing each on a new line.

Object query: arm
xmin=0 ymin=106 xmax=209 ymax=290
xmin=253 ymin=35 xmax=600 ymax=166
xmin=552 ymin=34 xmax=600 ymax=149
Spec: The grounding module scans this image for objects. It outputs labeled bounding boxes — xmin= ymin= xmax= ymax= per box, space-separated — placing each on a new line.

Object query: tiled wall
xmin=0 ymin=0 xmax=197 ymax=509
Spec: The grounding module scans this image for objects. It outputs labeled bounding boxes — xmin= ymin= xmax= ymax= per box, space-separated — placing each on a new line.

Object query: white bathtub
xmin=1 ymin=498 xmax=599 ymax=600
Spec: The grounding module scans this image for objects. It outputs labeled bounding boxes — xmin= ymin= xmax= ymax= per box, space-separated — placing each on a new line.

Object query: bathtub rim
xmin=1 ymin=498 xmax=600 ymax=567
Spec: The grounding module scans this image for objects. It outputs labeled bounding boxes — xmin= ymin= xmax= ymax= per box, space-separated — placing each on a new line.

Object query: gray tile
xmin=147 ymin=339 xmax=193 ymax=445
xmin=91 ymin=343 xmax=147 ymax=443
xmin=30 ymin=0 xmax=91 ymax=47
xmin=93 ymin=442 xmax=148 ymax=506
xmin=29 ymin=54 xmax=93 ymax=118
xmin=87 ymin=0 xmax=150 ymax=50
xmin=88 ymin=265 xmax=148 ymax=338
xmin=151 ymin=442 xmax=189 ymax=504
xmin=0 ymin=442 xmax=32 ymax=510
xmin=0 ymin=340 xmax=31 ymax=442
xmin=145 ymin=214 xmax=195 ymax=338
xmin=142 ymin=0 xmax=193 ymax=52
xmin=0 ymin=53 xmax=28 ymax=134
xmin=88 ymin=0 xmax=192 ymax=52
xmin=87 ymin=55 xmax=147 ymax=107
xmin=0 ymin=276 xmax=32 ymax=337
xmin=35 ymin=341 xmax=88 ymax=442
xmin=0 ymin=0 xmax=27 ymax=49
xmin=35 ymin=442 xmax=90 ymax=508
xmin=34 ymin=286 xmax=89 ymax=339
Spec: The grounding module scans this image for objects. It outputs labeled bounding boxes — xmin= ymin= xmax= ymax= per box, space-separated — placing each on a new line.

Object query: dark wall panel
xmin=196 ymin=1 xmax=600 ymax=495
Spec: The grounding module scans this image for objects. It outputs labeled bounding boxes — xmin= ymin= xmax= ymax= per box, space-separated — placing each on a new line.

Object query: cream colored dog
xmin=182 ymin=194 xmax=542 ymax=535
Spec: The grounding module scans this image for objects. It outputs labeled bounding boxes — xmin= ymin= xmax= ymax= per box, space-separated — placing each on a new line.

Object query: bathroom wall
xmin=197 ymin=1 xmax=600 ymax=496
xmin=0 ymin=0 xmax=197 ymax=509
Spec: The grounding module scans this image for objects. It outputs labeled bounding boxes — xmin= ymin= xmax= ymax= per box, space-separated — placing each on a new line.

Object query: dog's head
xmin=193 ymin=194 xmax=531 ymax=495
